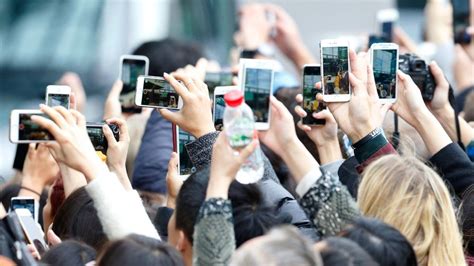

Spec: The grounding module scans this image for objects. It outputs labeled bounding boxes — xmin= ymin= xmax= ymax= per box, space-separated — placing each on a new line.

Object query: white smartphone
xmin=15 ymin=209 xmax=48 ymax=253
xmin=239 ymin=59 xmax=275 ymax=131
xmin=10 ymin=110 xmax=53 ymax=143
xmin=173 ymin=126 xmax=196 ymax=179
xmin=376 ymin=9 xmax=399 ymax=42
xmin=119 ymin=55 xmax=150 ymax=113
xmin=320 ymin=39 xmax=351 ymax=102
xmin=11 ymin=197 xmax=38 ymax=223
xmin=370 ymin=43 xmax=399 ymax=103
xmin=135 ymin=75 xmax=183 ymax=110
xmin=213 ymin=86 xmax=238 ymax=131
xmin=45 ymin=85 xmax=71 ymax=109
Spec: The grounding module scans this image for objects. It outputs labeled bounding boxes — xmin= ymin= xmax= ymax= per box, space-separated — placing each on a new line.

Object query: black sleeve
xmin=430 ymin=143 xmax=474 ymax=198
xmin=338 ymin=157 xmax=360 ymax=198
xmin=153 ymin=207 xmax=174 ymax=242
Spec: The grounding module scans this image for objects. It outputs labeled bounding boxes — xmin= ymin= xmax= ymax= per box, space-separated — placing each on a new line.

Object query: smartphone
xmin=135 ymin=76 xmax=183 ymax=109
xmin=15 ymin=209 xmax=48 ymax=253
xmin=451 ymin=0 xmax=472 ymax=44
xmin=45 ymin=85 xmax=71 ymax=109
xmin=86 ymin=123 xmax=120 ymax=154
xmin=213 ymin=86 xmax=238 ymax=131
xmin=10 ymin=110 xmax=54 ymax=143
xmin=320 ymin=39 xmax=351 ymax=102
xmin=302 ymin=65 xmax=326 ymax=125
xmin=370 ymin=43 xmax=399 ymax=103
xmin=376 ymin=9 xmax=399 ymax=42
xmin=205 ymin=71 xmax=234 ymax=98
xmin=368 ymin=34 xmax=390 ymax=48
xmin=173 ymin=126 xmax=196 ymax=179
xmin=239 ymin=59 xmax=275 ymax=130
xmin=11 ymin=197 xmax=38 ymax=223
xmin=119 ymin=55 xmax=150 ymax=113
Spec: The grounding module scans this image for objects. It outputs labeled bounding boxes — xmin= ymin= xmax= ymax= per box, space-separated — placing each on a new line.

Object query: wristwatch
xmin=352 ymin=127 xmax=384 ymax=150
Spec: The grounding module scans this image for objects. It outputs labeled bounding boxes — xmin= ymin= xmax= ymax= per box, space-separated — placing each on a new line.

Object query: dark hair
xmin=319 ymin=237 xmax=378 ymax=266
xmin=132 ymin=38 xmax=204 ymax=76
xmin=339 ymin=217 xmax=417 ymax=266
xmin=52 ymin=187 xmax=107 ymax=250
xmin=97 ymin=234 xmax=184 ymax=266
xmin=175 ymin=167 xmax=279 ymax=246
xmin=41 ymin=240 xmax=96 ymax=266
xmin=461 ymin=185 xmax=474 ymax=256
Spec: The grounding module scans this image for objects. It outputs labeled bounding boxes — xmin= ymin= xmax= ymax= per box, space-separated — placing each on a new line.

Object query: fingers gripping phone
xmin=213 ymin=86 xmax=238 ymax=131
xmin=302 ymin=65 xmax=326 ymax=125
xmin=46 ymin=85 xmax=71 ymax=109
xmin=10 ymin=110 xmax=54 ymax=143
xmin=172 ymin=126 xmax=196 ymax=179
xmin=86 ymin=123 xmax=120 ymax=154
xmin=239 ymin=59 xmax=276 ymax=130
xmin=119 ymin=55 xmax=149 ymax=113
xmin=135 ymin=76 xmax=183 ymax=109
xmin=11 ymin=197 xmax=38 ymax=223
xmin=370 ymin=43 xmax=399 ymax=103
xmin=320 ymin=39 xmax=351 ymax=102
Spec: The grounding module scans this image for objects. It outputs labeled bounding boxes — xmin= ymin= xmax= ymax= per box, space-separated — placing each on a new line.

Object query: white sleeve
xmin=295 ymin=166 xmax=322 ymax=197
xmin=86 ymin=172 xmax=160 ymax=240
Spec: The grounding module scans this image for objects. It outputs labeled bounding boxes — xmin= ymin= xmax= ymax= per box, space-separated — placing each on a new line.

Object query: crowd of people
xmin=1 ymin=1 xmax=474 ymax=266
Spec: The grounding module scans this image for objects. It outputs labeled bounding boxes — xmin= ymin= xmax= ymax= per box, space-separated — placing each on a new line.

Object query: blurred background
xmin=0 ymin=0 xmax=433 ymax=178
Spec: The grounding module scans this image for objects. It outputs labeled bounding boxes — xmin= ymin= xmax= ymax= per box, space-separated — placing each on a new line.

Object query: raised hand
xmin=159 ymin=72 xmax=214 ymax=138
xmin=165 ymin=152 xmax=183 ymax=208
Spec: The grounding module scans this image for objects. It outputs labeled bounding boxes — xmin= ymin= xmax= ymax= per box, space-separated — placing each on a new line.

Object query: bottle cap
xmin=224 ymin=90 xmax=244 ymax=107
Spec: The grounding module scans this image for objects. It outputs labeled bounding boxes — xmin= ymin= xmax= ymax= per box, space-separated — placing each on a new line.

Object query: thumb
xmin=239 ymin=139 xmax=258 ymax=162
xmin=102 ymin=124 xmax=117 ymax=145
xmin=167 ymin=152 xmax=178 ymax=173
xmin=159 ymin=108 xmax=179 ymax=124
xmin=47 ymin=229 xmax=62 ymax=246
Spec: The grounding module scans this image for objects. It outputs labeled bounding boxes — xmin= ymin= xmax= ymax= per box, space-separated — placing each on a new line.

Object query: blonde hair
xmin=358 ymin=155 xmax=465 ymax=266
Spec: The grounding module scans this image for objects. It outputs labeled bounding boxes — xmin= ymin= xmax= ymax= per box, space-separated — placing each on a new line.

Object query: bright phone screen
xmin=120 ymin=59 xmax=146 ymax=111
xmin=373 ymin=49 xmax=397 ymax=99
xmin=214 ymin=94 xmax=226 ymax=131
xmin=11 ymin=199 xmax=35 ymax=220
xmin=179 ymin=129 xmax=196 ymax=176
xmin=18 ymin=114 xmax=53 ymax=141
xmin=243 ymin=68 xmax=272 ymax=123
xmin=303 ymin=66 xmax=325 ymax=125
xmin=322 ymin=46 xmax=350 ymax=95
xmin=47 ymin=94 xmax=69 ymax=108
xmin=141 ymin=78 xmax=178 ymax=108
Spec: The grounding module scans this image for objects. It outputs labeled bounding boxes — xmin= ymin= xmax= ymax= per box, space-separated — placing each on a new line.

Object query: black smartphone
xmin=119 ymin=55 xmax=149 ymax=113
xmin=302 ymin=65 xmax=326 ymax=125
xmin=86 ymin=123 xmax=120 ymax=154
xmin=452 ymin=0 xmax=472 ymax=44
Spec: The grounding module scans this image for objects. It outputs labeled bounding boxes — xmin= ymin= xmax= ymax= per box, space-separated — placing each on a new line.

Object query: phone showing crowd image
xmin=320 ymin=39 xmax=351 ymax=102
xmin=45 ymin=85 xmax=71 ymax=109
xmin=213 ymin=86 xmax=237 ymax=131
xmin=173 ymin=126 xmax=196 ymax=179
xmin=205 ymin=71 xmax=234 ymax=98
xmin=370 ymin=43 xmax=399 ymax=103
xmin=302 ymin=65 xmax=326 ymax=125
xmin=10 ymin=110 xmax=54 ymax=143
xmin=239 ymin=59 xmax=275 ymax=131
xmin=11 ymin=197 xmax=37 ymax=222
xmin=451 ymin=0 xmax=472 ymax=44
xmin=119 ymin=55 xmax=149 ymax=113
xmin=135 ymin=76 xmax=182 ymax=109
xmin=86 ymin=123 xmax=120 ymax=154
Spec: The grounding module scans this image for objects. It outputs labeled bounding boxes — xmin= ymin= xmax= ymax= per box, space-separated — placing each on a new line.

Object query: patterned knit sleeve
xmin=298 ymin=170 xmax=360 ymax=237
xmin=193 ymin=198 xmax=235 ymax=266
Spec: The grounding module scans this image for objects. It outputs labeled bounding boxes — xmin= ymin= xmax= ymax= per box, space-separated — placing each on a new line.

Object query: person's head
xmin=358 ymin=155 xmax=465 ymax=265
xmin=231 ymin=225 xmax=322 ymax=266
xmin=339 ymin=217 xmax=417 ymax=266
xmin=132 ymin=39 xmax=204 ymax=76
xmin=52 ymin=187 xmax=107 ymax=250
xmin=315 ymin=237 xmax=378 ymax=266
xmin=459 ymin=185 xmax=474 ymax=256
xmin=40 ymin=240 xmax=96 ymax=266
xmin=97 ymin=234 xmax=183 ymax=266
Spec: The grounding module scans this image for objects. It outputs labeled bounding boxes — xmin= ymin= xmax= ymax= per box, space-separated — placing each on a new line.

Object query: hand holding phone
xmin=86 ymin=122 xmax=120 ymax=154
xmin=173 ymin=126 xmax=196 ymax=179
xmin=320 ymin=39 xmax=351 ymax=102
xmin=301 ymin=65 xmax=326 ymax=125
xmin=15 ymin=209 xmax=48 ymax=256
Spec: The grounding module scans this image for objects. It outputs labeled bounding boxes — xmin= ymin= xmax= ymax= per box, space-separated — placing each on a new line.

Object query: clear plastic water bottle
xmin=223 ymin=90 xmax=264 ymax=184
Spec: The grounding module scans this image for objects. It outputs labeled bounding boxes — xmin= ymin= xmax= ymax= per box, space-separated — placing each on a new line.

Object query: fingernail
xmin=163 ymin=72 xmax=169 ymax=77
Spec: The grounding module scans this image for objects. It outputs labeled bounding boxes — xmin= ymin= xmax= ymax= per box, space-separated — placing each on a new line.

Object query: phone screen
xmin=11 ymin=199 xmax=35 ymax=221
xmin=178 ymin=129 xmax=196 ymax=176
xmin=120 ymin=59 xmax=147 ymax=112
xmin=87 ymin=126 xmax=107 ymax=152
xmin=322 ymin=46 xmax=350 ymax=95
xmin=214 ymin=94 xmax=226 ymax=131
xmin=243 ymin=68 xmax=272 ymax=123
xmin=373 ymin=49 xmax=397 ymax=100
xmin=18 ymin=114 xmax=53 ymax=141
xmin=47 ymin=94 xmax=69 ymax=108
xmin=452 ymin=0 xmax=471 ymax=44
xmin=205 ymin=72 xmax=234 ymax=98
xmin=141 ymin=78 xmax=179 ymax=108
xmin=303 ymin=66 xmax=325 ymax=125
